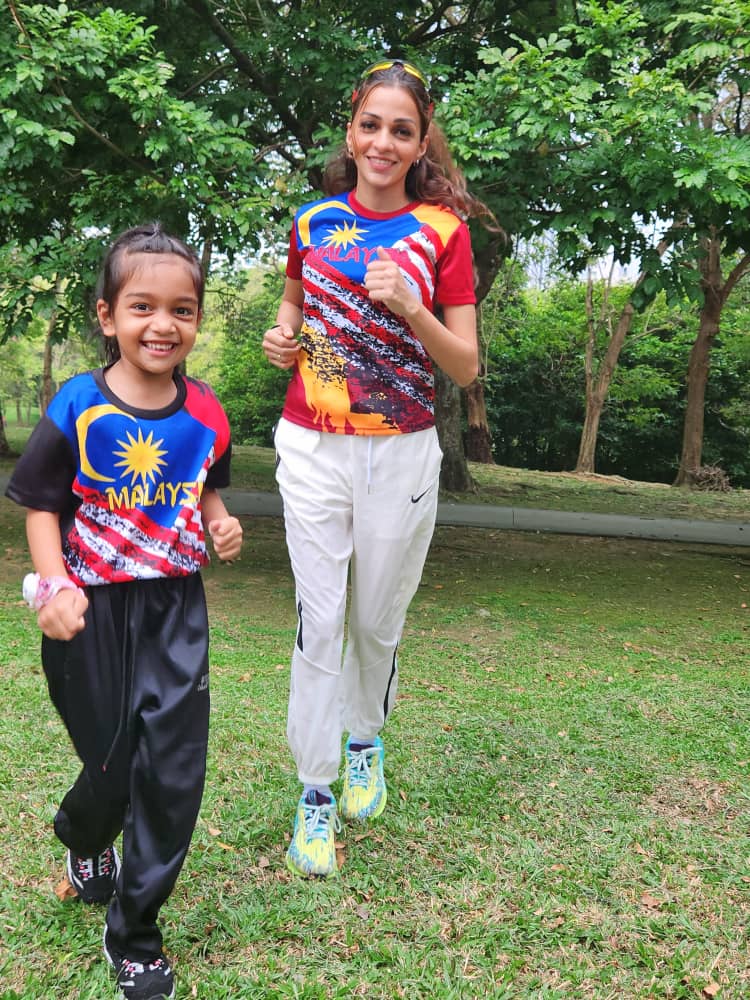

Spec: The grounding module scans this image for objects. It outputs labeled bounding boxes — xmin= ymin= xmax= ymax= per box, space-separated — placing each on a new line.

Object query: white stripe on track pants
xmin=274 ymin=417 xmax=443 ymax=785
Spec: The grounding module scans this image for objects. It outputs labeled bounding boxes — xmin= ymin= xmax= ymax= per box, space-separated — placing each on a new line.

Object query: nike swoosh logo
xmin=410 ymin=489 xmax=430 ymax=504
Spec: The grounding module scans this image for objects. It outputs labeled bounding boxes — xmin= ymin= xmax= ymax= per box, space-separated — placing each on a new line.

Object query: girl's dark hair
xmin=97 ymin=223 xmax=205 ymax=363
xmin=323 ymin=60 xmax=493 ymax=224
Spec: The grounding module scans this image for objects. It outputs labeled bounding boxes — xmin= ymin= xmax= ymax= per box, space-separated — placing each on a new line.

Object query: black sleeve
xmin=205 ymin=440 xmax=232 ymax=490
xmin=4 ymin=415 xmax=77 ymax=512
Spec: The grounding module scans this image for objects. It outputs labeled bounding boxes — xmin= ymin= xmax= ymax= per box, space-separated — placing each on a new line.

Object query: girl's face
xmin=347 ymin=84 xmax=428 ymax=211
xmin=97 ymin=254 xmax=202 ymax=384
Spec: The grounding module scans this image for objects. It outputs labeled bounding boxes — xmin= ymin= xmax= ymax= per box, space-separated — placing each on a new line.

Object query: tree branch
xmin=6 ymin=0 xmax=28 ymax=38
xmin=723 ymin=252 xmax=750 ymax=301
xmin=55 ymin=84 xmax=156 ymax=175
xmin=182 ymin=0 xmax=308 ymax=145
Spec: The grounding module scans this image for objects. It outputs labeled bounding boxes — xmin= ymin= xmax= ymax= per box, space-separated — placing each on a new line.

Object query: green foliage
xmin=2 ymin=4 xmax=267 ymax=251
xmin=482 ymin=277 xmax=750 ymax=486
xmin=445 ymin=0 xmax=750 ymax=299
xmin=211 ymin=270 xmax=289 ymax=446
xmin=0 ymin=2 xmax=272 ymax=347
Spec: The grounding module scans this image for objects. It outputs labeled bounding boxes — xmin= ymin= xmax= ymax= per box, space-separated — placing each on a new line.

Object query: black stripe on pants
xmin=42 ymin=574 xmax=210 ymax=962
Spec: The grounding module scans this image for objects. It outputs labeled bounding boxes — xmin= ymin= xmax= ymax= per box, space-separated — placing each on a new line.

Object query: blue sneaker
xmin=340 ymin=736 xmax=387 ymax=821
xmin=285 ymin=790 xmax=341 ymax=877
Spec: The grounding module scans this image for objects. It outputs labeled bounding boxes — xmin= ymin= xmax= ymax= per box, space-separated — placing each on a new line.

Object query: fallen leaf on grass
xmin=257 ymin=856 xmax=270 ymax=869
xmin=216 ymin=841 xmax=236 ymax=852
xmin=55 ymin=876 xmax=78 ymax=901
xmin=640 ymin=891 xmax=663 ymax=909
xmin=335 ymin=842 xmax=347 ymax=870
xmin=208 ymin=826 xmax=221 ymax=837
xmin=399 ymin=789 xmax=408 ymax=802
xmin=702 ymin=983 xmax=721 ymax=998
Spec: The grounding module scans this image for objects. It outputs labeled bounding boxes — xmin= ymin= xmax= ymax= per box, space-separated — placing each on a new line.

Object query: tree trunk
xmin=673 ymin=240 xmax=723 ymax=486
xmin=576 ymin=395 xmax=606 ymax=474
xmin=465 ymin=378 xmax=494 ymax=463
xmin=0 ymin=401 xmax=10 ymax=457
xmin=40 ymin=283 xmax=62 ymax=414
xmin=575 ymin=279 xmax=637 ymax=474
xmin=434 ymin=366 xmax=474 ymax=493
xmin=464 ymin=296 xmax=495 ymax=464
xmin=575 ymin=230 xmax=677 ymax=474
xmin=40 ymin=317 xmax=56 ymax=414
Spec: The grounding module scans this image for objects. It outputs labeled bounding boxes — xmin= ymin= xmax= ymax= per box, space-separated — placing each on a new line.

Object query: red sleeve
xmin=183 ymin=378 xmax=232 ymax=488
xmin=435 ymin=222 xmax=476 ymax=306
xmin=285 ymin=225 xmax=303 ymax=281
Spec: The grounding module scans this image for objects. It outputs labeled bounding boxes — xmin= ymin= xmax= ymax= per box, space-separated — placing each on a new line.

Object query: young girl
xmin=261 ymin=59 xmax=490 ymax=877
xmin=6 ymin=224 xmax=242 ymax=999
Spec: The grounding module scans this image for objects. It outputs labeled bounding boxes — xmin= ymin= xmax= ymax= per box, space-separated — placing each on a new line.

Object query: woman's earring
xmin=414 ymin=159 xmax=421 ymax=167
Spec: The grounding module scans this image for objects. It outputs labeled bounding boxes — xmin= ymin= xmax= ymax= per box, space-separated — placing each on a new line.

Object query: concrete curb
xmin=3 ymin=478 xmax=748 ymax=547
xmin=437 ymin=502 xmax=749 ymax=546
xmin=228 ymin=490 xmax=749 ymax=548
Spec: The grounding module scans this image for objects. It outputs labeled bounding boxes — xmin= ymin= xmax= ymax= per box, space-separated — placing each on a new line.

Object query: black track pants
xmin=42 ymin=574 xmax=210 ymax=961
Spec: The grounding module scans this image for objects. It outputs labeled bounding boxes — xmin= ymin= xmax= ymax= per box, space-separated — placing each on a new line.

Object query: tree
xmin=482 ymin=277 xmax=750 ymax=486
xmin=104 ymin=0 xmax=577 ymax=486
xmin=0 ymin=0 xmax=271 ymax=410
xmin=445 ymin=0 xmax=750 ymax=482
xmin=3 ymin=0 xmax=551 ymax=487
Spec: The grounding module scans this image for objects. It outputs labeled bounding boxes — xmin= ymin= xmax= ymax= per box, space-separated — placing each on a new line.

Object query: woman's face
xmin=347 ymin=84 xmax=428 ymax=211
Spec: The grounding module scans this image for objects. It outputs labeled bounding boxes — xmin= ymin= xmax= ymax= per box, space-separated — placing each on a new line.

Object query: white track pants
xmin=274 ymin=418 xmax=442 ymax=785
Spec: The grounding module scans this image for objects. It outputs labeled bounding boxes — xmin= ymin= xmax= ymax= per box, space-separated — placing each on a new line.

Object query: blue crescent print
xmin=297 ymin=200 xmax=356 ymax=247
xmin=73 ymin=406 xmax=219 ymax=528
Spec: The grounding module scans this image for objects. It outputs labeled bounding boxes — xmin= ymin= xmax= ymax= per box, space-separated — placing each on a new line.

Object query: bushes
xmin=210 ymin=270 xmax=289 ymax=446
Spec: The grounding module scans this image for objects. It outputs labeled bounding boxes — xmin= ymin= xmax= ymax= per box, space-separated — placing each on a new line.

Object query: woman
xmin=262 ymin=58 xmax=490 ymax=877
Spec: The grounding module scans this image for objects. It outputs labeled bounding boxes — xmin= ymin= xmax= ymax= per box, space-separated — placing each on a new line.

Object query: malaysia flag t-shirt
xmin=5 ymin=369 xmax=231 ymax=587
xmin=282 ymin=190 xmax=476 ymax=436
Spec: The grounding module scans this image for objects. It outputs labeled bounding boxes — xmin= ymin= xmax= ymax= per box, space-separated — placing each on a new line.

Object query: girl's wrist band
xmin=22 ymin=572 xmax=83 ymax=611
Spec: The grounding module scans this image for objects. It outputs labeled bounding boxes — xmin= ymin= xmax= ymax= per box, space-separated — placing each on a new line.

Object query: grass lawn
xmin=0 ymin=478 xmax=748 ymax=997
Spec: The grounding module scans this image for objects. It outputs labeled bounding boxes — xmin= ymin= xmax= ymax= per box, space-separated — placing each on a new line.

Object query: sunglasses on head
xmin=360 ymin=59 xmax=430 ymax=91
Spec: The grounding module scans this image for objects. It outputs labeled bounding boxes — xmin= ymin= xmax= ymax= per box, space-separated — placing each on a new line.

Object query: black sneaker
xmin=66 ymin=846 xmax=120 ymax=904
xmin=104 ymin=926 xmax=175 ymax=1000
